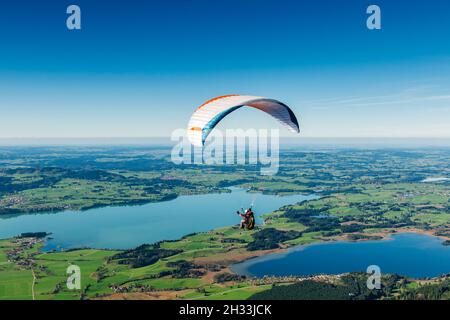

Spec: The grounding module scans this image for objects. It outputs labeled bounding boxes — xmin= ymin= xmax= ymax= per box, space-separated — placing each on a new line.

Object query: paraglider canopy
xmin=187 ymin=94 xmax=300 ymax=147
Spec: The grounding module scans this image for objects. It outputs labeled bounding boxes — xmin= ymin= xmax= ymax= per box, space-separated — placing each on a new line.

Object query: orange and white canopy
xmin=187 ymin=94 xmax=300 ymax=147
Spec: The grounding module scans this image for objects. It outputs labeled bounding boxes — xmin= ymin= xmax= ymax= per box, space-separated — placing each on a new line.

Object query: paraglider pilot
xmin=237 ymin=208 xmax=255 ymax=230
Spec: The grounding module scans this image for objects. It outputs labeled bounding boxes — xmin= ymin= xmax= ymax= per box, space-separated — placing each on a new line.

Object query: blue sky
xmin=0 ymin=0 xmax=449 ymax=138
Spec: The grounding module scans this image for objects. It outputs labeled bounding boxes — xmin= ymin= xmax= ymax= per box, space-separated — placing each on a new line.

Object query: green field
xmin=0 ymin=146 xmax=449 ymax=300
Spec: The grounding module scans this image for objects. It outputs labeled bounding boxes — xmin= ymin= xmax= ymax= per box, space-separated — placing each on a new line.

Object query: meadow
xmin=0 ymin=146 xmax=449 ymax=299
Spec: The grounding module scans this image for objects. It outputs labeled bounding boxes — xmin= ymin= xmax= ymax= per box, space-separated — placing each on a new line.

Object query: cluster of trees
xmin=19 ymin=232 xmax=49 ymax=238
xmin=340 ymin=224 xmax=366 ymax=233
xmin=347 ymin=234 xmax=383 ymax=241
xmin=399 ymin=279 xmax=450 ymax=300
xmin=214 ymin=272 xmax=246 ymax=283
xmin=112 ymin=244 xmax=182 ymax=268
xmin=0 ymin=169 xmax=61 ymax=194
xmin=217 ymin=178 xmax=257 ymax=188
xmin=221 ymin=238 xmax=247 ymax=244
xmin=283 ymin=208 xmax=340 ymax=233
xmin=247 ymin=228 xmax=301 ymax=251
xmin=249 ymin=273 xmax=404 ymax=300
xmin=166 ymin=260 xmax=205 ymax=278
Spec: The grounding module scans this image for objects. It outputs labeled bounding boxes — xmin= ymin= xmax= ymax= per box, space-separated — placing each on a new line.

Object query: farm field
xmin=0 ymin=146 xmax=449 ymax=300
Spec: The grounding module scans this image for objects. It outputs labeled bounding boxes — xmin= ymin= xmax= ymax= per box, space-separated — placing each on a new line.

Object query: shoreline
xmin=0 ymin=187 xmax=317 ymax=217
xmin=1 ymin=187 xmax=312 ymax=217
xmin=4 ymin=222 xmax=449 ymax=272
xmin=0 ymin=188 xmax=229 ymax=217
xmin=2 ymin=222 xmax=450 ymax=300
xmin=228 ymin=228 xmax=450 ymax=279
xmin=0 ymin=189 xmax=317 ymax=251
xmin=2 ymin=190 xmax=449 ymax=297
xmin=380 ymin=227 xmax=450 ymax=242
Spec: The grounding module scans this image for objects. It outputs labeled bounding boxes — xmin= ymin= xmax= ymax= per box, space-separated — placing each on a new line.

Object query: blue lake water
xmin=231 ymin=233 xmax=450 ymax=279
xmin=0 ymin=188 xmax=316 ymax=250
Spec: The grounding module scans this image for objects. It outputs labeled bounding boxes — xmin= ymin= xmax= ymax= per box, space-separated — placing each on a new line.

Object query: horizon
xmin=1 ymin=137 xmax=450 ymax=148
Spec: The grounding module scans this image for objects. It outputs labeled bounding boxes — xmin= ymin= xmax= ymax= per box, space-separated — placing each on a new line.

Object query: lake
xmin=0 ymin=188 xmax=316 ymax=250
xmin=231 ymin=233 xmax=450 ymax=279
